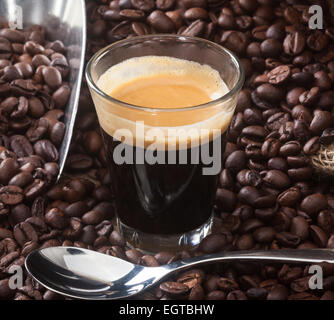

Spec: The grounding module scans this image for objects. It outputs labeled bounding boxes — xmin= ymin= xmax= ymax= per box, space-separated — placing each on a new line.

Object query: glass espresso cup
xmin=86 ymin=35 xmax=244 ymax=252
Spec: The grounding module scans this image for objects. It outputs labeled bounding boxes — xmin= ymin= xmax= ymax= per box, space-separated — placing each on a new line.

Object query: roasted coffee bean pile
xmin=0 ymin=24 xmax=76 ymax=299
xmin=0 ymin=23 xmax=69 ymax=195
xmin=1 ymin=0 xmax=334 ymax=300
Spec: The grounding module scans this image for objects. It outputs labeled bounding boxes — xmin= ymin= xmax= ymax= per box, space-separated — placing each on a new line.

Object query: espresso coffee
xmin=95 ymin=56 xmax=234 ymax=241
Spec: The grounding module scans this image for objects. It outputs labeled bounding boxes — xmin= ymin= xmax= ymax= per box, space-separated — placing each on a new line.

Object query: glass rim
xmin=85 ymin=34 xmax=245 ymax=113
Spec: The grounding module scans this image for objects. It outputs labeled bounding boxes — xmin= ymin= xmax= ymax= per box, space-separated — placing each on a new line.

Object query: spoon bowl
xmin=26 ymin=246 xmax=334 ymax=300
xmin=25 ymin=247 xmax=166 ymax=300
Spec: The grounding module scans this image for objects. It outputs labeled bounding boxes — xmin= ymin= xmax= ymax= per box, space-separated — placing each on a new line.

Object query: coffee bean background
xmin=0 ymin=0 xmax=334 ymax=300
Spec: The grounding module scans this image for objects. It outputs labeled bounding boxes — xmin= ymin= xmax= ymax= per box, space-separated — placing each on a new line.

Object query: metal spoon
xmin=25 ymin=247 xmax=334 ymax=300
xmin=0 ymin=0 xmax=87 ymax=180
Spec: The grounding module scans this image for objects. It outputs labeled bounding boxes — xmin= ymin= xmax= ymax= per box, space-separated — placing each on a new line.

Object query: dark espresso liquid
xmin=102 ymin=129 xmax=226 ymax=235
xmin=96 ymin=56 xmax=232 ymax=236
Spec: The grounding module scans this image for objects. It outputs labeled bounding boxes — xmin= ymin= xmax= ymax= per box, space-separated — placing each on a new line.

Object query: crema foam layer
xmin=94 ymin=56 xmax=235 ymax=149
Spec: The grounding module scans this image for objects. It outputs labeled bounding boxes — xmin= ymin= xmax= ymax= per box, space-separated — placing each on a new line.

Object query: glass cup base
xmin=117 ymin=214 xmax=213 ymax=254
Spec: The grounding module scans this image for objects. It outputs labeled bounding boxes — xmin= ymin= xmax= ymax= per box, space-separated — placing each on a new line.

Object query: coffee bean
xmin=42 ymin=66 xmax=62 ymax=89
xmin=246 ymin=41 xmax=261 ymax=58
xmin=237 ymin=169 xmax=261 ymax=187
xmin=300 ymin=193 xmax=327 ymax=217
xmin=34 ymin=140 xmax=58 ymax=162
xmin=221 ymin=31 xmax=247 ymax=55
xmin=140 ymin=255 xmax=159 ymax=267
xmin=242 ymin=125 xmax=268 ymax=141
xmin=253 ymin=227 xmax=276 ymax=243
xmin=216 ymin=188 xmax=237 ymax=212
xmin=291 ymin=105 xmax=312 ymax=125
xmin=13 ymin=221 xmax=38 ymax=246
xmin=254 ymin=195 xmax=276 ymax=209
xmin=198 ymin=234 xmax=227 ymax=254
xmin=318 ymin=91 xmax=334 ymax=109
xmin=291 ymin=72 xmax=314 ymax=88
xmin=62 ymin=217 xmax=82 ymax=240
xmin=241 ymin=218 xmax=264 ymax=233
xmin=299 ymin=87 xmax=320 ymax=107
xmin=236 ymin=234 xmax=254 ymax=250
xmin=276 ymin=232 xmax=301 ymax=247
xmin=256 ymin=84 xmax=284 ymax=103
xmin=109 ymin=230 xmax=125 ymax=247
xmin=147 ymin=10 xmax=175 ymax=32
xmin=217 ymin=277 xmax=239 ymax=292
xmin=181 ymin=19 xmax=206 ymax=37
xmin=280 ymin=141 xmax=301 ymax=157
xmin=288 ymin=167 xmax=313 ymax=182
xmin=293 ymin=119 xmax=310 ymax=143
xmin=0 ymin=37 xmax=12 ymax=59
xmin=131 ymin=0 xmax=155 ymax=12
xmin=52 ymin=85 xmax=70 ymax=109
xmin=9 ymin=172 xmax=34 ymax=188
xmin=238 ymin=186 xmax=260 ymax=206
xmin=266 ymin=65 xmax=291 ymax=84
xmin=310 ymin=110 xmax=334 ymax=136
xmin=221 ymin=215 xmax=241 ymax=232
xmin=307 ymin=31 xmax=328 ymax=52
xmin=260 ymin=39 xmax=282 ymax=58
xmin=317 ymin=210 xmax=334 ymax=234
xmin=246 ymin=287 xmax=268 ymax=300
xmin=80 ymin=225 xmax=97 ymax=245
xmin=82 ymin=210 xmax=104 ymax=225
xmin=243 ymin=108 xmax=262 ymax=125
xmin=32 ymin=55 xmax=50 ymax=69
xmin=160 ymin=281 xmax=189 ymax=295
xmin=219 ymin=169 xmax=234 ymax=190
xmin=218 ymin=13 xmax=236 ymax=29
xmin=268 ymin=157 xmax=288 ymax=171
xmin=0 ymin=29 xmax=24 ymax=43
xmin=263 ymin=170 xmax=290 ymax=190
xmin=283 ymin=32 xmax=305 ymax=56
xmin=310 ymin=225 xmax=328 ymax=247
xmin=66 ymin=154 xmax=93 ymax=171
xmin=9 ymin=204 xmax=31 ymax=225
xmin=21 ymin=241 xmax=39 ymax=257
xmin=0 ymin=158 xmax=19 ymax=185
xmin=119 ymin=9 xmax=145 ymax=21
xmin=164 ymin=10 xmax=182 ymax=29
xmin=261 ymin=138 xmax=280 ymax=158
xmin=321 ymin=291 xmax=334 ymax=300
xmin=236 ymin=15 xmax=252 ymax=31
xmin=314 ymin=71 xmax=332 ymax=91
xmin=290 ymin=216 xmax=309 ymax=241
xmin=225 ymin=150 xmax=246 ymax=174
xmin=0 ymin=279 xmax=15 ymax=299
xmin=226 ymin=290 xmax=247 ymax=300
xmin=278 ymin=187 xmax=301 ymax=207
xmin=286 ymin=87 xmax=305 ymax=107
xmin=267 ymin=284 xmax=289 ymax=300
xmin=10 ymin=135 xmax=33 ymax=158
xmin=303 ymin=136 xmax=320 ymax=155
xmin=152 ymin=251 xmax=173 ymax=265
xmin=125 ymin=249 xmax=143 ymax=264
xmin=278 ymin=265 xmax=303 ymax=285
xmin=0 ymin=185 xmax=23 ymax=205
xmin=327 ymin=236 xmax=334 ymax=249
xmin=184 ymin=7 xmax=208 ymax=20
xmin=156 ymin=0 xmax=175 ymax=11
xmin=24 ymin=179 xmax=46 ymax=201
xmin=189 ymin=284 xmax=205 ymax=300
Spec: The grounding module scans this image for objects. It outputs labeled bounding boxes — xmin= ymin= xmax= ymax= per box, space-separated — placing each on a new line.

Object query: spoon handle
xmin=165 ymin=249 xmax=334 ymax=273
